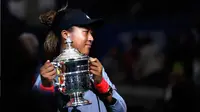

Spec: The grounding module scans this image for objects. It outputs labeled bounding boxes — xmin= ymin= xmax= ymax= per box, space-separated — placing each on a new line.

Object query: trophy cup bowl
xmin=52 ymin=38 xmax=91 ymax=107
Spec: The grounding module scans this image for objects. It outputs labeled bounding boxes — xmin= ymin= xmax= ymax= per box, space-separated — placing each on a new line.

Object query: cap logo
xmin=86 ymin=15 xmax=90 ymax=19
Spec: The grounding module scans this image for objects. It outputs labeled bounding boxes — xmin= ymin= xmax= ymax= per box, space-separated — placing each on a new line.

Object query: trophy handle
xmin=51 ymin=61 xmax=65 ymax=76
xmin=51 ymin=62 xmax=66 ymax=93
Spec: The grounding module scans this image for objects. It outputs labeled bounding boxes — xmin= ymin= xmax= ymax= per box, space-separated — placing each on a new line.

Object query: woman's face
xmin=63 ymin=26 xmax=94 ymax=55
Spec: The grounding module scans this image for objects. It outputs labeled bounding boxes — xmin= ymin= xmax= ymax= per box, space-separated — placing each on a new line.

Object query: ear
xmin=61 ymin=30 xmax=70 ymax=40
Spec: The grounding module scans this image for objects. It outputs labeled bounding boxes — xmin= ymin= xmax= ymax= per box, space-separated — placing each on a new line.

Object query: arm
xmin=32 ymin=60 xmax=57 ymax=94
xmin=89 ymin=58 xmax=127 ymax=112
xmin=32 ymin=74 xmax=58 ymax=112
xmin=101 ymin=68 xmax=127 ymax=112
xmin=32 ymin=74 xmax=55 ymax=94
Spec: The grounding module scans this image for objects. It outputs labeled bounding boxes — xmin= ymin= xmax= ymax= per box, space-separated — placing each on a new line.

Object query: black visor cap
xmin=56 ymin=9 xmax=104 ymax=31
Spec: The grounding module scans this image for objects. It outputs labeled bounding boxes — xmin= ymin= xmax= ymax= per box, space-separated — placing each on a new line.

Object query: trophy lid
xmin=53 ymin=38 xmax=88 ymax=62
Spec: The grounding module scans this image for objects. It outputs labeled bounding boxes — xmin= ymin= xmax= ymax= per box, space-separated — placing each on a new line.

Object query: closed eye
xmin=83 ymin=30 xmax=89 ymax=33
xmin=83 ymin=30 xmax=93 ymax=35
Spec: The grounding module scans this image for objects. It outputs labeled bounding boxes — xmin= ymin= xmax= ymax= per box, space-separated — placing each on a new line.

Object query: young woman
xmin=33 ymin=8 xmax=126 ymax=112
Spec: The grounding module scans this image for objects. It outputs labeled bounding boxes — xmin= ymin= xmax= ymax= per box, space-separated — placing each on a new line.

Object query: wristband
xmin=101 ymin=86 xmax=113 ymax=96
xmin=40 ymin=84 xmax=55 ymax=92
xmin=94 ymin=78 xmax=109 ymax=93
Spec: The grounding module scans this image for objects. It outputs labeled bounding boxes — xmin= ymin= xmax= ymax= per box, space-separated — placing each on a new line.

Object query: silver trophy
xmin=52 ymin=38 xmax=91 ymax=107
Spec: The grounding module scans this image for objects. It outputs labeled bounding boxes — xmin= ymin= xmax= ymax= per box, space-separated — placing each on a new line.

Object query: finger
xmin=90 ymin=58 xmax=101 ymax=64
xmin=44 ymin=60 xmax=52 ymax=69
xmin=51 ymin=69 xmax=57 ymax=76
xmin=89 ymin=69 xmax=99 ymax=75
xmin=46 ymin=74 xmax=57 ymax=81
xmin=89 ymin=58 xmax=102 ymax=67
xmin=41 ymin=65 xmax=55 ymax=75
xmin=46 ymin=66 xmax=55 ymax=72
xmin=44 ymin=69 xmax=56 ymax=77
xmin=89 ymin=65 xmax=99 ymax=71
xmin=90 ymin=61 xmax=99 ymax=67
xmin=94 ymin=58 xmax=101 ymax=64
xmin=94 ymin=58 xmax=102 ymax=68
xmin=89 ymin=57 xmax=97 ymax=62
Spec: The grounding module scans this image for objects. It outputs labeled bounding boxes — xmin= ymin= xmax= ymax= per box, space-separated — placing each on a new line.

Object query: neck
xmin=60 ymin=43 xmax=66 ymax=52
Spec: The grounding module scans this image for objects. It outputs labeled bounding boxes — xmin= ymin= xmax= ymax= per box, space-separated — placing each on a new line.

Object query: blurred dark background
xmin=2 ymin=0 xmax=200 ymax=112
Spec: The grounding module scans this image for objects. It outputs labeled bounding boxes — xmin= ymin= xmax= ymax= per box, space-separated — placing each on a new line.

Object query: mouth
xmin=85 ymin=44 xmax=92 ymax=48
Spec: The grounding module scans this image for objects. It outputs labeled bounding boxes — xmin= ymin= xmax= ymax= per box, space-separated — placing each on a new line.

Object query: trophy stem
xmin=66 ymin=92 xmax=91 ymax=107
xmin=71 ymin=107 xmax=81 ymax=112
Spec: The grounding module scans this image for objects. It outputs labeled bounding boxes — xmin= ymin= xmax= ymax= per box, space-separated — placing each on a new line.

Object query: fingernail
xmin=47 ymin=60 xmax=50 ymax=62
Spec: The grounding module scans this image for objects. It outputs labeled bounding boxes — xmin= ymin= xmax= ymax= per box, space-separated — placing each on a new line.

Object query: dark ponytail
xmin=39 ymin=10 xmax=60 ymax=60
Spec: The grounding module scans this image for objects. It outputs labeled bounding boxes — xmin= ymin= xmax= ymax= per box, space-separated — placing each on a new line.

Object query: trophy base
xmin=66 ymin=97 xmax=91 ymax=107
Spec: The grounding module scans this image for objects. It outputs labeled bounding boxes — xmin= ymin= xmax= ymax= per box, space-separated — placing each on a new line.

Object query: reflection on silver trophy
xmin=51 ymin=38 xmax=91 ymax=107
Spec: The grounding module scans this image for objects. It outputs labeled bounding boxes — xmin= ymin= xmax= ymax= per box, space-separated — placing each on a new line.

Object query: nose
xmin=88 ymin=32 xmax=94 ymax=42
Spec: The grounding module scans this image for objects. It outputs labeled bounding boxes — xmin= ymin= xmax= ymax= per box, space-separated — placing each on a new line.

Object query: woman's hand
xmin=40 ymin=60 xmax=56 ymax=87
xmin=89 ymin=57 xmax=103 ymax=84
